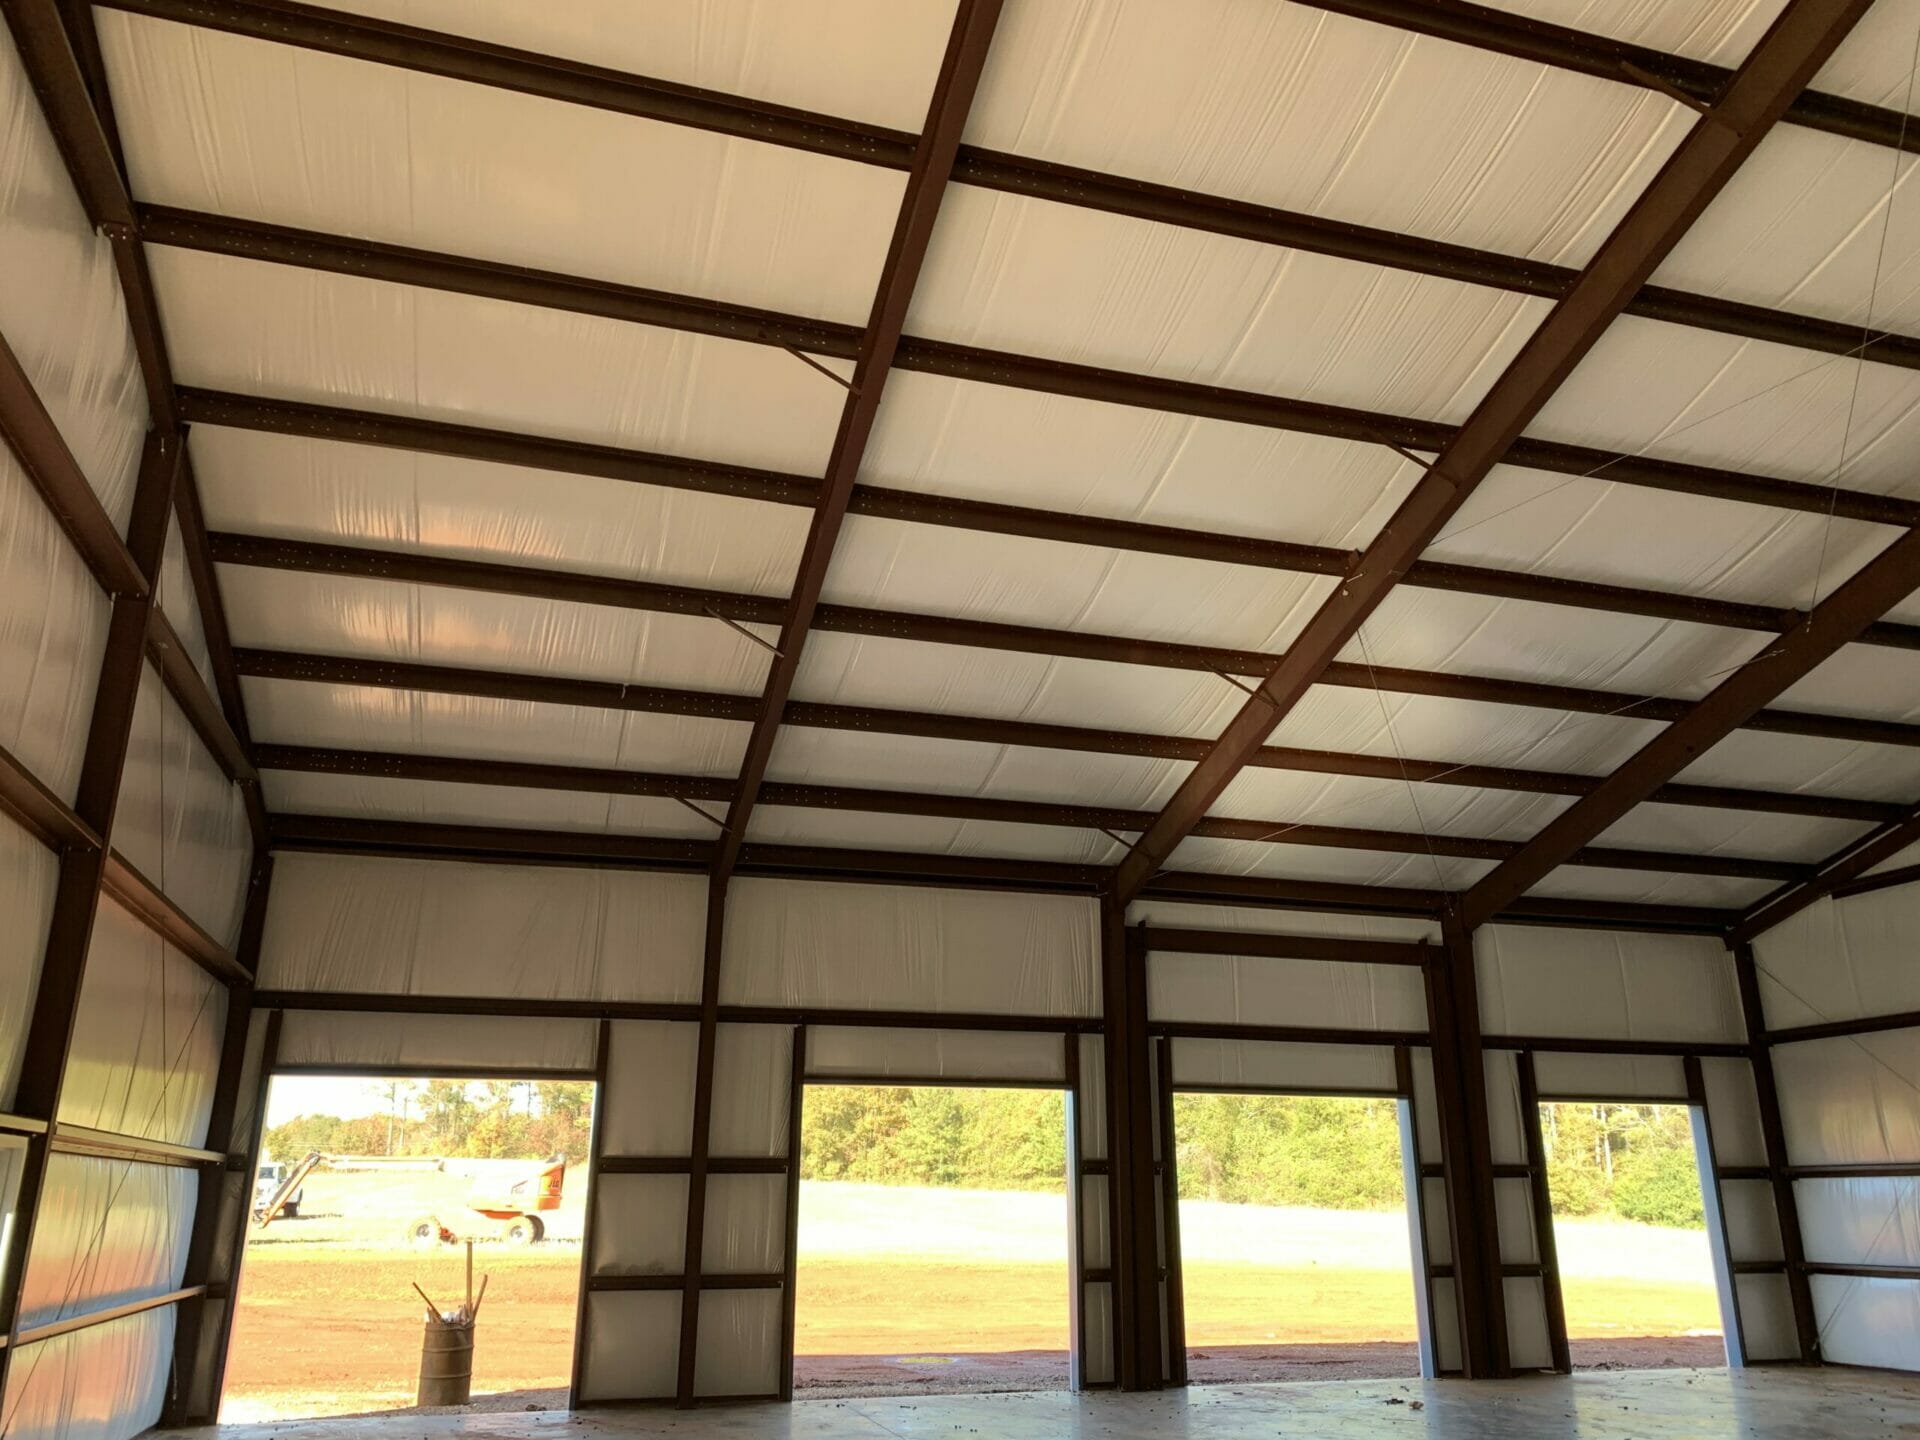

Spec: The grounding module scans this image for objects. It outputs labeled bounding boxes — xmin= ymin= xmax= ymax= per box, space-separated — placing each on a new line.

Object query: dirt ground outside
xmin=223 ymin=1176 xmax=1725 ymax=1419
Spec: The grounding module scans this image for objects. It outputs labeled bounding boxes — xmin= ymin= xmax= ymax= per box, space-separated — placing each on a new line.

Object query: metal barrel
xmin=416 ymin=1317 xmax=475 ymax=1406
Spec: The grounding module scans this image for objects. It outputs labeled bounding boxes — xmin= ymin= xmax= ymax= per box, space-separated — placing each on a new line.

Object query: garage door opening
xmin=1536 ymin=1100 xmax=1726 ymax=1371
xmin=792 ymin=1083 xmax=1071 ymax=1398
xmin=222 ymin=1073 xmax=595 ymax=1421
xmin=1171 ymin=1091 xmax=1420 ymax=1385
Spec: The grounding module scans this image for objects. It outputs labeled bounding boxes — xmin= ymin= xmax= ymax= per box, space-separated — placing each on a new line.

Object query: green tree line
xmin=267 ymin=1083 xmax=1705 ymax=1230
xmin=263 ymin=1079 xmax=594 ymax=1164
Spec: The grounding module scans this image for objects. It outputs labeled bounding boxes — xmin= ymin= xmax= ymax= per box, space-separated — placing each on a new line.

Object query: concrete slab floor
xmin=155 ymin=1368 xmax=1920 ymax=1440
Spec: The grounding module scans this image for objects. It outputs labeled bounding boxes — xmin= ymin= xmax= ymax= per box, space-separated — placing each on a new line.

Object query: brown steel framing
xmin=0 ymin=431 xmax=180 ymax=1398
xmin=249 ymin=742 xmax=1812 ymax=886
xmin=1111 ymin=0 xmax=1877 ymax=905
xmin=1514 ymin=1054 xmax=1572 ymax=1374
xmin=209 ymin=530 xmax=1920 ymax=757
xmin=258 ymin=812 xmax=1741 ymax=938
xmin=567 ymin=1019 xmax=612 ymax=1408
xmin=677 ymin=0 xmax=1006 ymax=1404
xmin=1729 ymin=942 xmax=1825 ymax=1359
xmin=1462 ymin=525 xmax=1920 ymax=928
xmin=97 ymin=0 xmax=1920 ymax=379
xmin=230 ymin=648 xmax=1910 ymax=829
xmin=1731 ymin=801 xmax=1920 ymax=943
xmin=1423 ymin=914 xmax=1508 ymax=1376
xmin=4 ymin=0 xmax=263 ymax=835
xmin=182 ymin=378 xmax=1920 ymax=588
xmin=165 ymin=853 xmax=273 ymax=1424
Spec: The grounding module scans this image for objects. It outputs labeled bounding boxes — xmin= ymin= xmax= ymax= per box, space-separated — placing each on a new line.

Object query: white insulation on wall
xmin=1753 ymin=882 xmax=1920 ymax=1029
xmin=58 ymin=899 xmax=226 ymax=1147
xmin=1474 ymin=925 xmax=1743 ymax=1044
xmin=114 ymin=664 xmax=252 ymax=947
xmin=257 ymin=853 xmax=706 ymax=1001
xmin=721 ymin=878 xmax=1099 ymax=1015
xmin=0 ymin=810 xmax=58 ymax=1108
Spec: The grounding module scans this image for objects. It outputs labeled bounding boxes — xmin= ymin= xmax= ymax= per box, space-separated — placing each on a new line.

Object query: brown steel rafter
xmin=1109 ymin=0 xmax=1876 ymax=907
xmin=677 ymin=0 xmax=1007 ymax=1407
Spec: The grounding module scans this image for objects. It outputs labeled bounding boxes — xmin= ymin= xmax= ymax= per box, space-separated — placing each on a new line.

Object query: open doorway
xmin=222 ymin=1073 xmax=595 ymax=1420
xmin=1171 ymin=1092 xmax=1420 ymax=1384
xmin=792 ymin=1083 xmax=1071 ymax=1397
xmin=1536 ymin=1101 xmax=1725 ymax=1370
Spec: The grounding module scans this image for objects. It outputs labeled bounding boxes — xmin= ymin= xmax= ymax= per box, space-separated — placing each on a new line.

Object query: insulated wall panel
xmin=721 ymin=879 xmax=1099 ymax=1016
xmin=258 ymin=853 xmax=705 ymax=1003
xmin=16 ymin=1156 xmax=194 ymax=1329
xmin=1811 ymin=1273 xmax=1920 ymax=1370
xmin=274 ymin=1012 xmax=596 ymax=1074
xmin=1475 ymin=926 xmax=1742 ymax=1044
xmin=0 ymin=24 xmax=149 ymax=529
xmin=709 ymin=1026 xmax=791 ymax=1159
xmin=0 ymin=1308 xmax=173 ymax=1440
xmin=691 ymin=1288 xmax=781 ymax=1399
xmin=598 ymin=1021 xmax=699 ymax=1157
xmin=590 ymin=1174 xmax=686 ymax=1277
xmin=1773 ymin=1029 xmax=1920 ymax=1166
xmin=0 ymin=810 xmax=58 ymax=1107
xmin=578 ymin=1291 xmax=678 ymax=1403
xmin=806 ymin=1026 xmax=1069 ymax=1083
xmin=114 ymin=664 xmax=251 ymax=946
xmin=1753 ymin=882 xmax=1920 ymax=1030
xmin=0 ymin=447 xmax=110 ymax=802
xmin=58 ymin=899 xmax=225 ymax=1147
xmin=1168 ymin=1038 xmax=1398 ymax=1094
xmin=1147 ymin=951 xmax=1426 ymax=1033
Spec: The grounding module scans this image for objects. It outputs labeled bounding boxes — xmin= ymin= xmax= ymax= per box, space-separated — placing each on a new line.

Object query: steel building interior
xmin=3 ymin=0 xmax=1920 ymax=1435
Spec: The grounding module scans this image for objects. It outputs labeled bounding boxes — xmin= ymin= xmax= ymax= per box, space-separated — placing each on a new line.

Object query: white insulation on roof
xmin=968 ymin=0 xmax=1693 ymax=263
xmin=102 ymin=11 xmax=906 ymax=324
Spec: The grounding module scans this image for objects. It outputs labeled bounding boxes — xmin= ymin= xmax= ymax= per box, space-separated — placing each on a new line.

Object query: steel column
xmin=1423 ymin=913 xmax=1509 ymax=1377
xmin=1105 ymin=915 xmax=1163 ymax=1388
xmin=1730 ymin=942 xmax=1821 ymax=1360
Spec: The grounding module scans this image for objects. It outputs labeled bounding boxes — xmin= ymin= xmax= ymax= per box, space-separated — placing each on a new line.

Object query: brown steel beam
xmin=1107 ymin=911 xmax=1162 ymax=1386
xmin=231 ymin=648 xmax=1910 ymax=827
xmin=1730 ymin=941 xmax=1821 ymax=1360
xmin=1425 ymin=915 xmax=1508 ymax=1376
xmin=183 ymin=382 xmax=1920 ymax=561
xmin=167 ymin=851 xmax=272 ymax=1424
xmin=1515 ymin=1052 xmax=1572 ymax=1373
xmin=100 ymin=850 xmax=250 ymax=987
xmin=260 ymin=810 xmax=1740 ymax=933
xmin=1463 ymin=526 xmax=1920 ymax=928
xmin=714 ymin=0 xmax=1006 ymax=886
xmin=163 ymin=239 xmax=1920 ymax=560
xmin=1112 ymin=0 xmax=1875 ymax=905
xmin=1137 ymin=926 xmax=1430 ymax=966
xmin=0 ymin=741 xmax=101 ymax=854
xmin=678 ymin=3 xmax=1006 ymax=1402
xmin=104 ymin=0 xmax=1920 ymax=220
xmin=0 ymin=324 xmax=145 ymax=596
xmin=212 ymin=536 xmax=1920 ymax=754
xmin=0 ymin=431 xmax=179 ymax=1398
xmin=252 ymin=742 xmax=1809 ymax=883
xmin=1301 ymin=0 xmax=1918 ymax=155
xmin=147 ymin=608 xmax=258 ymax=786
xmin=1832 ymin=860 xmax=1920 ymax=899
xmin=1731 ymin=801 xmax=1920 ymax=943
